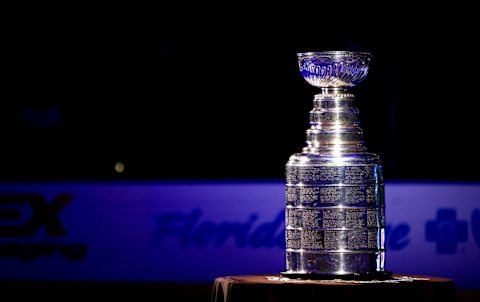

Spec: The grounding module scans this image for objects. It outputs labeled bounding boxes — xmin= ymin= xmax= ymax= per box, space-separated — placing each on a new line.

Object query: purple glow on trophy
xmin=283 ymin=51 xmax=388 ymax=279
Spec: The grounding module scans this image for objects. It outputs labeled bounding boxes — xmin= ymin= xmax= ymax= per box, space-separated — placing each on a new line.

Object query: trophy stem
xmin=321 ymin=87 xmax=348 ymax=94
xmin=302 ymin=90 xmax=367 ymax=155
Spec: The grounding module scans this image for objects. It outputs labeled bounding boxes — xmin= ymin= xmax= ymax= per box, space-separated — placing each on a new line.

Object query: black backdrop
xmin=3 ymin=7 xmax=479 ymax=182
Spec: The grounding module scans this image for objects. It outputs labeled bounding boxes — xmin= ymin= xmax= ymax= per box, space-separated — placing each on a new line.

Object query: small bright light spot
xmin=114 ymin=162 xmax=125 ymax=173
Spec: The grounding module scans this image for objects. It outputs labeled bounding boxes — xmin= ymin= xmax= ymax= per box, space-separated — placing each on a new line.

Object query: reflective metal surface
xmin=284 ymin=51 xmax=386 ymax=277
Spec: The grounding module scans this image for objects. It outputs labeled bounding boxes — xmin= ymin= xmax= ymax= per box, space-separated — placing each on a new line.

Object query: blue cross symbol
xmin=426 ymin=209 xmax=468 ymax=254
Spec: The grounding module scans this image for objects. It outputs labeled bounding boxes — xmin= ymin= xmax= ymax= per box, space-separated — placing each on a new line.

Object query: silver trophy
xmin=283 ymin=51 xmax=387 ymax=279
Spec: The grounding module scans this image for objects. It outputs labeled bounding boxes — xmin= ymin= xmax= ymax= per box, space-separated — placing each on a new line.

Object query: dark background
xmin=1 ymin=7 xmax=480 ymax=302
xmin=2 ymin=7 xmax=479 ymax=182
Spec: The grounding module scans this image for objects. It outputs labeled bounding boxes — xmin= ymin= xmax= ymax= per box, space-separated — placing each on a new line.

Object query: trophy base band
xmin=280 ymin=270 xmax=393 ymax=281
xmin=285 ymin=251 xmax=386 ymax=276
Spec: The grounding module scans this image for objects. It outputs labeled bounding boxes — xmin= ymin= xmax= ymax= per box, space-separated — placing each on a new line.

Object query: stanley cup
xmin=284 ymin=51 xmax=386 ymax=278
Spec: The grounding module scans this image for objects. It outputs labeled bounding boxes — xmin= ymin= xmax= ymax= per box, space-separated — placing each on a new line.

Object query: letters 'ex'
xmin=0 ymin=194 xmax=73 ymax=237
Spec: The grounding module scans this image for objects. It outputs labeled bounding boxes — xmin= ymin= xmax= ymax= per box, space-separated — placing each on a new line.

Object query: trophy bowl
xmin=297 ymin=51 xmax=371 ymax=88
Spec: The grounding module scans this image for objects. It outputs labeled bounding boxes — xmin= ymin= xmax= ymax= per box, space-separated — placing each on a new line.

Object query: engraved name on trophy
xmin=283 ymin=51 xmax=387 ymax=278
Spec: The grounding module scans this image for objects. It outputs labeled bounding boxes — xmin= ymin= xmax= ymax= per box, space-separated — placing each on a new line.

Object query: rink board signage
xmin=0 ymin=181 xmax=478 ymax=288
